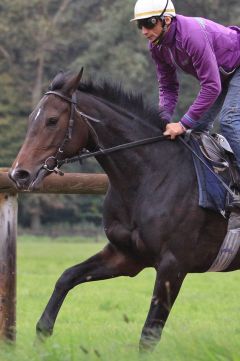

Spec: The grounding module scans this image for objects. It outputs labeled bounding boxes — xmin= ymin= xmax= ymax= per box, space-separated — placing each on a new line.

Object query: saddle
xmin=186 ymin=131 xmax=240 ymax=215
xmin=191 ymin=131 xmax=240 ymax=190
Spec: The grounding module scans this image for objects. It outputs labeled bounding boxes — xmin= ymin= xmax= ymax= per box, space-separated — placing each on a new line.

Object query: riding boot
xmin=227 ymin=209 xmax=240 ymax=229
xmin=225 ymin=192 xmax=240 ymax=214
xmin=229 ymin=195 xmax=240 ymax=209
xmin=208 ymin=209 xmax=240 ymax=272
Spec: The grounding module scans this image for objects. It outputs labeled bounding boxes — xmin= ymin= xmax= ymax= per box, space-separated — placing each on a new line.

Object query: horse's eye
xmin=46 ymin=117 xmax=58 ymax=126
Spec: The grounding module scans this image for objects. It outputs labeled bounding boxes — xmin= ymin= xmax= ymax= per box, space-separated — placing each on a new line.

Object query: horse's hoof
xmin=139 ymin=337 xmax=157 ymax=353
xmin=139 ymin=342 xmax=153 ymax=354
xmin=36 ymin=321 xmax=53 ymax=341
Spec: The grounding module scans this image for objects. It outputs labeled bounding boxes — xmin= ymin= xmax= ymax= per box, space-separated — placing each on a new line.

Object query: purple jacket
xmin=149 ymin=15 xmax=240 ymax=129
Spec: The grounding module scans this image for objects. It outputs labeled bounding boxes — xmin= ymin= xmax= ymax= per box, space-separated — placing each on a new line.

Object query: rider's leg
xmin=219 ymin=68 xmax=240 ymax=168
xmin=219 ymin=68 xmax=240 ymax=209
xmin=193 ymin=87 xmax=227 ymax=132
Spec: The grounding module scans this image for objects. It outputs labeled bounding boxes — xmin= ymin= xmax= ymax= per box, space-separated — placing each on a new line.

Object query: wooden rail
xmin=0 ymin=171 xmax=108 ymax=194
xmin=0 ymin=170 xmax=108 ymax=341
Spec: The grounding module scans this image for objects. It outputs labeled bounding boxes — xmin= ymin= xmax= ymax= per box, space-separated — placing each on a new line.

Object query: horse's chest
xmin=105 ymin=220 xmax=148 ymax=256
xmin=105 ymin=220 xmax=132 ymax=248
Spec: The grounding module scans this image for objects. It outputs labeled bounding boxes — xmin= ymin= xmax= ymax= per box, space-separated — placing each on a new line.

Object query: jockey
xmin=131 ymin=0 xmax=240 ymax=167
xmin=132 ymin=0 xmax=240 ymax=244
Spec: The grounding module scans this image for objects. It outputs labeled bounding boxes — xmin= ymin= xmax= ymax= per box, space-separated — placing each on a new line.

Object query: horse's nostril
xmin=13 ymin=169 xmax=31 ymax=182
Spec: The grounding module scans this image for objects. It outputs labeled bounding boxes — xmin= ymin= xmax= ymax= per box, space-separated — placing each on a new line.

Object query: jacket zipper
xmin=167 ymin=47 xmax=184 ymax=72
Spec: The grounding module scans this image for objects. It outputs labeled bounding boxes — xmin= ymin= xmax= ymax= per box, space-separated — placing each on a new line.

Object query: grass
xmin=0 ymin=237 xmax=239 ymax=361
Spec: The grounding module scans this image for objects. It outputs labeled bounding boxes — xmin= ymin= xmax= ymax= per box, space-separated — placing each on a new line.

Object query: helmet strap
xmin=152 ymin=18 xmax=168 ymax=46
xmin=159 ymin=0 xmax=169 ymax=18
xmin=151 ymin=0 xmax=169 ymax=46
xmin=162 ymin=18 xmax=167 ymax=30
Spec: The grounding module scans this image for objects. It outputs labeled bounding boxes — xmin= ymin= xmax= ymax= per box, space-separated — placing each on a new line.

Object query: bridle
xmin=42 ymin=91 xmax=76 ymax=175
xmin=42 ymin=90 xmax=101 ymax=175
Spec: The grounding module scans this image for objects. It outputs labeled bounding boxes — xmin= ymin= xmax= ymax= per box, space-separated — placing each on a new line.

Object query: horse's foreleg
xmin=36 ymin=243 xmax=143 ymax=338
xmin=140 ymin=252 xmax=186 ymax=352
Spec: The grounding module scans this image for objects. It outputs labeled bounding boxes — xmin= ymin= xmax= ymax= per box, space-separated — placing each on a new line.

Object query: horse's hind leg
xmin=140 ymin=252 xmax=186 ymax=352
xmin=36 ymin=243 xmax=143 ymax=338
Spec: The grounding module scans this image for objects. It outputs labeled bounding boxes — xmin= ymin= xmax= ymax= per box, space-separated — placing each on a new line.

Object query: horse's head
xmin=9 ymin=70 xmax=91 ymax=191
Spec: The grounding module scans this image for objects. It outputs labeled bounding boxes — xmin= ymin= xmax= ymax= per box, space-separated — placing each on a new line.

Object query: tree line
xmin=0 ymin=0 xmax=239 ymax=232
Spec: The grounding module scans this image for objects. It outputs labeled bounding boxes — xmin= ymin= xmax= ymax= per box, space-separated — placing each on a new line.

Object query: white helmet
xmin=131 ymin=0 xmax=176 ymax=22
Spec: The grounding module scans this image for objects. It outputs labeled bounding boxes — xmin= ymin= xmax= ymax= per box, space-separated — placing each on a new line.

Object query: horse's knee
xmin=55 ymin=268 xmax=74 ymax=292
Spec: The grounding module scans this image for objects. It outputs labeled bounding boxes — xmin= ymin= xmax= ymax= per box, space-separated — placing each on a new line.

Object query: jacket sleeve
xmin=180 ymin=28 xmax=222 ymax=129
xmin=151 ymin=49 xmax=179 ymax=122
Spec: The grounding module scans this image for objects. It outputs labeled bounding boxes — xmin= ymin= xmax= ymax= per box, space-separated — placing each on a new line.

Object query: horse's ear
xmin=78 ymin=67 xmax=84 ymax=81
xmin=74 ymin=67 xmax=84 ymax=87
xmin=49 ymin=71 xmax=65 ymax=90
xmin=64 ymin=68 xmax=84 ymax=96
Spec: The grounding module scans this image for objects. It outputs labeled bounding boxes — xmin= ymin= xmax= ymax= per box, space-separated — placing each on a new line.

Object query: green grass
xmin=1 ymin=238 xmax=239 ymax=361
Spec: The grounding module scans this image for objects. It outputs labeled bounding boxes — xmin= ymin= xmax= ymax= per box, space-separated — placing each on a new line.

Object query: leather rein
xmin=42 ymin=90 xmax=236 ymax=200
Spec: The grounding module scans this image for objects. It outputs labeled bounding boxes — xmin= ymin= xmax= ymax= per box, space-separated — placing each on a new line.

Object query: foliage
xmin=0 ymin=0 xmax=239 ymax=229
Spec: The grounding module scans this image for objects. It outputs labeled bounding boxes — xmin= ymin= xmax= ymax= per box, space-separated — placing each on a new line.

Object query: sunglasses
xmin=137 ymin=17 xmax=159 ymax=30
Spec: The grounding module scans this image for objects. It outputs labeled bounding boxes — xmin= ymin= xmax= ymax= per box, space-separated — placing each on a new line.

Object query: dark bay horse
xmin=9 ymin=70 xmax=239 ymax=351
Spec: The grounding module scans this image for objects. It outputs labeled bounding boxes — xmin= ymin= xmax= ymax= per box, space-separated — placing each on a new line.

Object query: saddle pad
xmin=189 ymin=137 xmax=231 ymax=215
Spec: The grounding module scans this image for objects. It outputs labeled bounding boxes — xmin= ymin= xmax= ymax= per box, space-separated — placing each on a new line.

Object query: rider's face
xmin=140 ymin=20 xmax=164 ymax=42
xmin=138 ymin=16 xmax=172 ymax=43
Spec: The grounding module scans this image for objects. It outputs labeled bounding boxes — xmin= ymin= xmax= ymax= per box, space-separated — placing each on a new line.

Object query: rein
xmin=58 ymin=134 xmax=166 ymax=165
xmin=42 ymin=90 xmax=236 ymax=200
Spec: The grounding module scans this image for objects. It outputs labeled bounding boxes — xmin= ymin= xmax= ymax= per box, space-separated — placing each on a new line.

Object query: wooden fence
xmin=0 ymin=170 xmax=108 ymax=341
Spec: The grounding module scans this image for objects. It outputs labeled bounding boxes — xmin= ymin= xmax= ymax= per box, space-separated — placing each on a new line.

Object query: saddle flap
xmin=199 ymin=133 xmax=228 ymax=169
xmin=191 ymin=131 xmax=240 ymax=192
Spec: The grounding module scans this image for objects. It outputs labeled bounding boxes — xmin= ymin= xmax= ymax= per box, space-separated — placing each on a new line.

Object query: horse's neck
xmin=79 ymin=91 xmax=160 ymax=144
xmin=78 ymin=91 xmax=192 ymax=188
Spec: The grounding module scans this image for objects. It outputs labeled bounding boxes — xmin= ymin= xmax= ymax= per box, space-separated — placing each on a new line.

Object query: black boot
xmin=227 ymin=209 xmax=240 ymax=229
xmin=227 ymin=195 xmax=240 ymax=211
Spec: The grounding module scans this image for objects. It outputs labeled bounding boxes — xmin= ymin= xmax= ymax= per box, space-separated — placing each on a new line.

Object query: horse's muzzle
xmin=8 ymin=166 xmax=47 ymax=191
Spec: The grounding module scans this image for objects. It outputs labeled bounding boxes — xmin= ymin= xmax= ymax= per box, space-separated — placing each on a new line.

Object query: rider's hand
xmin=163 ymin=122 xmax=186 ymax=140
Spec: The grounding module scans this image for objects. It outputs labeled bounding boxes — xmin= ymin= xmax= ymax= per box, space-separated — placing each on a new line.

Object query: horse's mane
xmin=50 ymin=71 xmax=167 ymax=130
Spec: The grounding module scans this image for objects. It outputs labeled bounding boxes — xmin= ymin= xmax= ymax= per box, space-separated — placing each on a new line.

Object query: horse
xmin=9 ymin=70 xmax=240 ymax=351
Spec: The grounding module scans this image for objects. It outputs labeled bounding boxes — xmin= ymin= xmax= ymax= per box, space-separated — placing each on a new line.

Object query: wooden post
xmin=0 ymin=170 xmax=108 ymax=342
xmin=0 ymin=193 xmax=18 ymax=341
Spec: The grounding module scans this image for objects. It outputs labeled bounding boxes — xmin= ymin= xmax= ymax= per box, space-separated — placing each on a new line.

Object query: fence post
xmin=0 ymin=170 xmax=108 ymax=342
xmin=0 ymin=193 xmax=18 ymax=341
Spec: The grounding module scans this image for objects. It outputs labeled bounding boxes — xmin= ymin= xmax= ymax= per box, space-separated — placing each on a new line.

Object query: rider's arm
xmin=180 ymin=27 xmax=222 ymax=129
xmin=151 ymin=48 xmax=179 ymax=122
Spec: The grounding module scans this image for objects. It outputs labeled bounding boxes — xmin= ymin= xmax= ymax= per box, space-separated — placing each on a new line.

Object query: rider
xmin=131 ymin=0 xmax=240 ymax=265
xmin=131 ymin=0 xmax=240 ymax=158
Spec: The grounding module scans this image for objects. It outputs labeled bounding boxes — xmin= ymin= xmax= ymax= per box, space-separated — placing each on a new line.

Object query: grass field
xmin=1 ymin=237 xmax=239 ymax=361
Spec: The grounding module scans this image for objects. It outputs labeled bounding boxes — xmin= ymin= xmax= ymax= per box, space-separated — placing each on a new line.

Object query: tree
xmin=1 ymin=0 xmax=239 ymax=230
